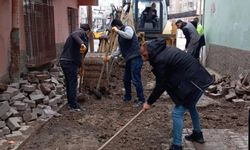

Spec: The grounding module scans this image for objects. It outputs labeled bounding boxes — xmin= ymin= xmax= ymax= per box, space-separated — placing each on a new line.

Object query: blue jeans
xmin=123 ymin=57 xmax=145 ymax=102
xmin=60 ymin=60 xmax=79 ymax=109
xmin=172 ymin=90 xmax=203 ymax=146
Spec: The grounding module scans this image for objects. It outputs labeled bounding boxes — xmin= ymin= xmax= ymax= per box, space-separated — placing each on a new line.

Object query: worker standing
xmin=110 ymin=19 xmax=145 ymax=107
xmin=176 ymin=20 xmax=200 ymax=59
xmin=59 ymin=24 xmax=90 ymax=112
xmin=191 ymin=17 xmax=205 ymax=59
xmin=140 ymin=39 xmax=214 ymax=150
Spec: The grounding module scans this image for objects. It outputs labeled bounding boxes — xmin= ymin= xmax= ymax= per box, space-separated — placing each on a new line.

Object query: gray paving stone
xmin=43 ymin=96 xmax=50 ymax=104
xmin=0 ymin=121 xmax=6 ymax=129
xmin=29 ymin=90 xmax=45 ymax=103
xmin=0 ymin=110 xmax=13 ymax=120
xmin=4 ymin=87 xmax=19 ymax=97
xmin=23 ymin=98 xmax=36 ymax=108
xmin=232 ymin=99 xmax=245 ymax=106
xmin=2 ymin=127 xmax=10 ymax=135
xmin=23 ymin=112 xmax=37 ymax=122
xmin=51 ymin=77 xmax=59 ymax=85
xmin=22 ymin=84 xmax=36 ymax=93
xmin=19 ymin=125 xmax=33 ymax=135
xmin=9 ymin=83 xmax=20 ymax=89
xmin=36 ymin=73 xmax=50 ymax=81
xmin=197 ymin=95 xmax=220 ymax=108
xmin=5 ymin=131 xmax=24 ymax=141
xmin=48 ymin=98 xmax=58 ymax=106
xmin=9 ymin=93 xmax=25 ymax=104
xmin=0 ymin=101 xmax=11 ymax=120
xmin=6 ymin=117 xmax=21 ymax=131
xmin=48 ymin=90 xmax=56 ymax=99
xmin=0 ymin=129 xmax=4 ymax=138
xmin=56 ymin=84 xmax=64 ymax=95
xmin=40 ymin=83 xmax=52 ymax=95
xmin=0 ymin=93 xmax=11 ymax=102
xmin=225 ymin=92 xmax=237 ymax=101
xmin=13 ymin=101 xmax=28 ymax=111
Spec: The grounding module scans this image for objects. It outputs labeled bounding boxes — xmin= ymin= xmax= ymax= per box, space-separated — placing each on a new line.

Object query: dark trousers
xmin=123 ymin=57 xmax=145 ymax=102
xmin=194 ymin=35 xmax=205 ymax=59
xmin=60 ymin=60 xmax=79 ymax=108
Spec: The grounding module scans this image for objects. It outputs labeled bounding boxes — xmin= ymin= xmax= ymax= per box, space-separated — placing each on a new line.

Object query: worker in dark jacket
xmin=141 ymin=39 xmax=214 ymax=150
xmin=140 ymin=2 xmax=158 ymax=28
xmin=60 ymin=24 xmax=90 ymax=112
xmin=176 ymin=20 xmax=200 ymax=59
xmin=191 ymin=17 xmax=206 ymax=60
xmin=111 ymin=19 xmax=145 ymax=107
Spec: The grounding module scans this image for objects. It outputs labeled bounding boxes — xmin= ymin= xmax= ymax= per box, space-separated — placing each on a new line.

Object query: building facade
xmin=169 ymin=0 xmax=198 ymax=15
xmin=204 ymin=0 xmax=250 ymax=79
xmin=0 ymin=0 xmax=80 ymax=82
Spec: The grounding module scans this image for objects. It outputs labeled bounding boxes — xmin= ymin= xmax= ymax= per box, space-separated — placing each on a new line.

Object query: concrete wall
xmin=53 ymin=0 xmax=78 ymax=58
xmin=0 ymin=0 xmax=12 ymax=81
xmin=204 ymin=0 xmax=250 ymax=79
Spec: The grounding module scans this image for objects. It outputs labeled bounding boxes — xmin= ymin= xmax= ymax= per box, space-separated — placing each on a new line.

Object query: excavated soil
xmin=18 ymin=62 xmax=248 ymax=150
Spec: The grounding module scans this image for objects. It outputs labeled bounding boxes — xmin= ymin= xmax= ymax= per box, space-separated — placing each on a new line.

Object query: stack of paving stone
xmin=205 ymin=71 xmax=250 ymax=106
xmin=0 ymin=65 xmax=66 ymax=141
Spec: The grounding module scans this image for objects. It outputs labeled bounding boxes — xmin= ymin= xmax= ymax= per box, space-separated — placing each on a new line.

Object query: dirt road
xmin=18 ymin=63 xmax=248 ymax=150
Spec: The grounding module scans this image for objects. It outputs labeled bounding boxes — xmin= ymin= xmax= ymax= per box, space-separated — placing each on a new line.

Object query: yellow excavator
xmin=79 ymin=0 xmax=176 ymax=98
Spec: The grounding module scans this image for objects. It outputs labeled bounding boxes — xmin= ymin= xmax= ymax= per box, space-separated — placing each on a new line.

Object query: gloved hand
xmin=103 ymin=55 xmax=111 ymax=63
xmin=112 ymin=26 xmax=119 ymax=33
xmin=80 ymin=44 xmax=87 ymax=54
xmin=79 ymin=66 xmax=84 ymax=76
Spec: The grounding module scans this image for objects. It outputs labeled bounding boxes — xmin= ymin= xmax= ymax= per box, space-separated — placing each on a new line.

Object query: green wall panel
xmin=204 ymin=0 xmax=250 ymax=51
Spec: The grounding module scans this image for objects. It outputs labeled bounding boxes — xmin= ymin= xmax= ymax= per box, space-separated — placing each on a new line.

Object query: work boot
xmin=185 ymin=130 xmax=205 ymax=144
xmin=169 ymin=144 xmax=183 ymax=150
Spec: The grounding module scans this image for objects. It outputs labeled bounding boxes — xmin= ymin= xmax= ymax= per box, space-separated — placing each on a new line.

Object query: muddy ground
xmin=18 ymin=62 xmax=248 ymax=150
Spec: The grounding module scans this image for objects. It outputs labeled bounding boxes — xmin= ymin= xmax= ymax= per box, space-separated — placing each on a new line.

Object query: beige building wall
xmin=53 ymin=0 xmax=78 ymax=44
xmin=0 ymin=1 xmax=12 ymax=81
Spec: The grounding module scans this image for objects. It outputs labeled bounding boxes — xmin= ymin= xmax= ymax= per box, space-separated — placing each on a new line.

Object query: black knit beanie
xmin=111 ymin=19 xmax=123 ymax=27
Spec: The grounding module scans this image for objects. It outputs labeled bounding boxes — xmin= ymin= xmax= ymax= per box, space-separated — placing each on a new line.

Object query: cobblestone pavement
xmin=182 ymin=129 xmax=248 ymax=150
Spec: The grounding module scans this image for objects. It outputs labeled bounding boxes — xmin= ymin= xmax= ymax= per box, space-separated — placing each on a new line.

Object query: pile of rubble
xmin=206 ymin=71 xmax=250 ymax=105
xmin=0 ymin=66 xmax=66 ymax=141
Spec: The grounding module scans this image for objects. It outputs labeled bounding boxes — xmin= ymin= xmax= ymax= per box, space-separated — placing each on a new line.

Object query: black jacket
xmin=60 ymin=28 xmax=89 ymax=67
xmin=146 ymin=39 xmax=214 ymax=106
xmin=142 ymin=7 xmax=157 ymax=21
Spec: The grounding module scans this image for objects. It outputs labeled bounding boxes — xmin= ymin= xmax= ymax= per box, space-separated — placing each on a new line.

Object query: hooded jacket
xmin=146 ymin=39 xmax=214 ymax=107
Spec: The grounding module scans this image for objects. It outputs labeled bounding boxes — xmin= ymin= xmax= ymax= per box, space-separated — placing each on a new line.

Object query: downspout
xmin=201 ymin=0 xmax=207 ymax=66
xmin=10 ymin=0 xmax=20 ymax=81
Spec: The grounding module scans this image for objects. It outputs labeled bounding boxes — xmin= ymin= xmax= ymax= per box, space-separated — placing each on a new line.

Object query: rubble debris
xmin=6 ymin=117 xmax=21 ymax=131
xmin=0 ymin=65 xmax=66 ymax=142
xmin=0 ymin=101 xmax=11 ymax=120
xmin=22 ymin=85 xmax=36 ymax=93
xmin=232 ymin=99 xmax=245 ymax=107
xmin=206 ymin=70 xmax=250 ymax=105
xmin=0 ymin=93 xmax=11 ymax=102
xmin=0 ymin=83 xmax=8 ymax=93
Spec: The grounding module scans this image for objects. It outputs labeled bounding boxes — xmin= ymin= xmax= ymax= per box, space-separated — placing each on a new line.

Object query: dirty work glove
xmin=79 ymin=66 xmax=84 ymax=76
xmin=80 ymin=44 xmax=87 ymax=54
xmin=103 ymin=55 xmax=111 ymax=63
xmin=112 ymin=26 xmax=119 ymax=33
